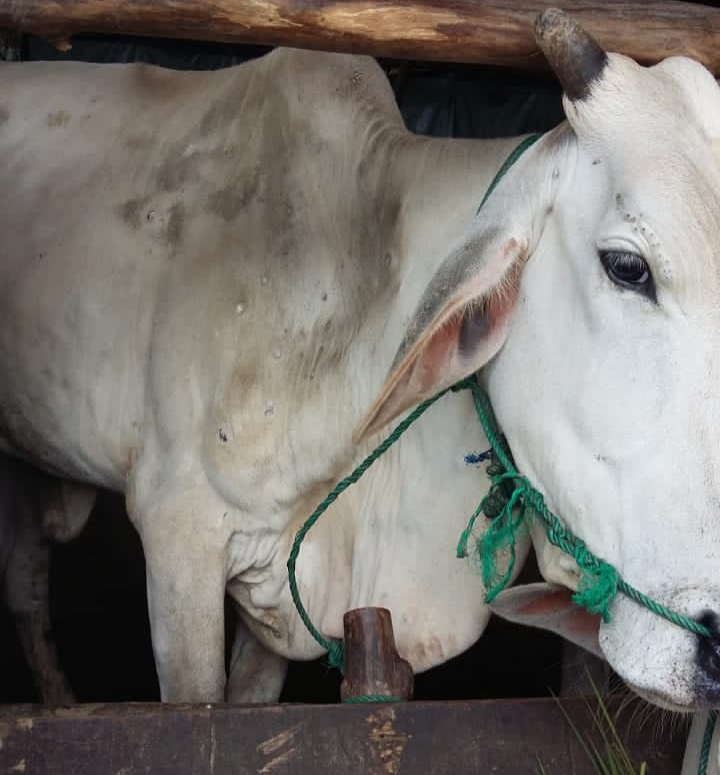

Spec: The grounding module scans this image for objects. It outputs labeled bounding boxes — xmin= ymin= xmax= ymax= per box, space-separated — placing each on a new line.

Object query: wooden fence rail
xmin=0 ymin=697 xmax=686 ymax=775
xmin=1 ymin=1 xmax=720 ymax=73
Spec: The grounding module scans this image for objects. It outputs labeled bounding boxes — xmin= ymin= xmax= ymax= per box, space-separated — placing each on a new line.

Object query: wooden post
xmin=1 ymin=1 xmax=719 ymax=74
xmin=340 ymin=607 xmax=414 ymax=702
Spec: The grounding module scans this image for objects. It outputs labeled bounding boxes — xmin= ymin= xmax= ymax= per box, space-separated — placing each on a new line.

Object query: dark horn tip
xmin=534 ymin=8 xmax=572 ymax=43
xmin=534 ymin=7 xmax=608 ymax=102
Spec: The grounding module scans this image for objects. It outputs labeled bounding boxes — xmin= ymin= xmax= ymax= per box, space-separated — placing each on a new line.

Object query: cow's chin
xmin=626 ymin=684 xmax=698 ymax=714
xmin=598 ymin=596 xmax=703 ymax=713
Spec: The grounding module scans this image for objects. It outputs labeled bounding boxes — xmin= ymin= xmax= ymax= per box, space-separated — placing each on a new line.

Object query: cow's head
xmin=359 ymin=9 xmax=720 ymax=711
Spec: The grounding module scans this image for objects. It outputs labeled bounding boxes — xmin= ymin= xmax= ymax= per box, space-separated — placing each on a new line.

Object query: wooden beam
xmin=1 ymin=1 xmax=720 ymax=73
xmin=0 ymin=697 xmax=686 ymax=775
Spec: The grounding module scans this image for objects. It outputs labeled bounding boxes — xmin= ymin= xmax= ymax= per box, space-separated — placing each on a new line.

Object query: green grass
xmin=539 ymin=680 xmax=647 ymax=775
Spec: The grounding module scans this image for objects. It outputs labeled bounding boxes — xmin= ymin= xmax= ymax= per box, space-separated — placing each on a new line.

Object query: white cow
xmin=2 ymin=9 xmax=720 ymax=718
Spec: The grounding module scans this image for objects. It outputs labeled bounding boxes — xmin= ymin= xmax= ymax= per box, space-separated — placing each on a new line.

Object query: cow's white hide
xmin=2 ymin=12 xmax=720 ymax=711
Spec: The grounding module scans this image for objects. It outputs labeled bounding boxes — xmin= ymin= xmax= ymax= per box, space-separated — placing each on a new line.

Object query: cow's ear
xmin=489 ymin=583 xmax=603 ymax=658
xmin=355 ymin=229 xmax=529 ymax=439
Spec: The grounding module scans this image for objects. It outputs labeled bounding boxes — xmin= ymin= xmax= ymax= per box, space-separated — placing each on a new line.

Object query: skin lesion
xmin=46 ymin=110 xmax=70 ymax=128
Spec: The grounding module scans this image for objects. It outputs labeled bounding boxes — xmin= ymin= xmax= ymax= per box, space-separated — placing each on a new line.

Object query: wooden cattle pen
xmin=0 ymin=1 xmax=717 ymax=773
xmin=0 ymin=699 xmax=688 ymax=774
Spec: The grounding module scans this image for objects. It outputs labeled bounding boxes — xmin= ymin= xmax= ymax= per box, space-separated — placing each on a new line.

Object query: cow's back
xmin=0 ymin=51 xmax=406 ymax=489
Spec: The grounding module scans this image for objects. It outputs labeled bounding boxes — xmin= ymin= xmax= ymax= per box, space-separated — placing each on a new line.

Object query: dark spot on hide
xmin=155 ymin=142 xmax=228 ymax=193
xmin=207 ymin=168 xmax=260 ymax=221
xmin=46 ymin=110 xmax=69 ymax=128
xmin=0 ymin=106 xmax=8 ymax=125
xmin=155 ymin=147 xmax=190 ymax=192
xmin=334 ymin=68 xmax=365 ymax=101
xmin=218 ymin=427 xmax=229 ymax=443
xmin=126 ymin=133 xmax=152 ymax=151
xmin=199 ymin=98 xmax=232 ymax=135
xmin=167 ymin=201 xmax=185 ymax=247
xmin=118 ymin=196 xmax=151 ymax=229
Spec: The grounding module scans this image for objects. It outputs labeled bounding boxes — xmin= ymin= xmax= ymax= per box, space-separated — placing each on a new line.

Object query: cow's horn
xmin=534 ymin=8 xmax=608 ymax=101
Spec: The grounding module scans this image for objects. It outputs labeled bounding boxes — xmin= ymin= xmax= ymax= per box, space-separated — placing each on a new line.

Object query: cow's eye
xmin=600 ymin=250 xmax=655 ymax=301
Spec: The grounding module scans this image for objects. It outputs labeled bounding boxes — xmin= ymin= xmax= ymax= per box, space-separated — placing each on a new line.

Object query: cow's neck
xmin=263 ymin=132 xmax=536 ymax=665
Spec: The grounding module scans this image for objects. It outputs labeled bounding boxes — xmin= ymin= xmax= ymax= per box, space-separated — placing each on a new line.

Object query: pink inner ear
xmin=514 ymin=588 xmax=578 ymax=617
xmin=355 ymin=237 xmax=527 ymax=440
xmin=409 ymin=316 xmax=461 ymax=398
xmin=490 ymin=584 xmax=603 ymax=658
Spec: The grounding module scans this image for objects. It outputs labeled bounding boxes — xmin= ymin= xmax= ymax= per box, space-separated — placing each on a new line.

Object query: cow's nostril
xmin=697 ymin=611 xmax=720 ymax=639
xmin=696 ymin=612 xmax=720 ymax=686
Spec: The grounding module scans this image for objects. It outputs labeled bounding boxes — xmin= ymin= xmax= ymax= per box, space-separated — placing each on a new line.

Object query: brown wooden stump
xmin=340 ymin=607 xmax=414 ymax=702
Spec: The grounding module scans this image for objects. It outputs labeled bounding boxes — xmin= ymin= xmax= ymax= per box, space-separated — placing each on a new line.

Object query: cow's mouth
xmin=629 ymin=684 xmax=696 ymax=713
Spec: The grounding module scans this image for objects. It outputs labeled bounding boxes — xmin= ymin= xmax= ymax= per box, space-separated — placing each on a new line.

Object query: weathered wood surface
xmin=1 ymin=1 xmax=720 ymax=73
xmin=340 ymin=607 xmax=414 ymax=702
xmin=0 ymin=697 xmax=685 ymax=774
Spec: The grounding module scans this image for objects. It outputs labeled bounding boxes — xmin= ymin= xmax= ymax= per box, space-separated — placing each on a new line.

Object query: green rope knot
xmin=458 ymin=378 xmax=715 ymax=635
xmin=476 ymin=473 xmax=531 ymax=603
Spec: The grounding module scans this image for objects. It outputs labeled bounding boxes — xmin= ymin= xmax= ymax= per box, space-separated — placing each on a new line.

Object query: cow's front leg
xmin=137 ymin=506 xmax=229 ymax=703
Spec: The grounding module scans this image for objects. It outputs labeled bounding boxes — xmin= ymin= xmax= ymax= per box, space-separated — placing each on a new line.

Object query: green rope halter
xmin=459 ymin=383 xmax=712 ymax=638
xmin=286 ymin=134 xmax=718 ymax=767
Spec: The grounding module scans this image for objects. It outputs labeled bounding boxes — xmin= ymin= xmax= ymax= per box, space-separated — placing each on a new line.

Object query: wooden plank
xmin=1 ymin=1 xmax=720 ymax=73
xmin=0 ymin=698 xmax=686 ymax=774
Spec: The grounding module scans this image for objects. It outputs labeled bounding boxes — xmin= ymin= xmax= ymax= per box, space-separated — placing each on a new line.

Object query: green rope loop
xmin=286 ymin=383 xmax=458 ymax=671
xmin=476 ymin=134 xmax=542 ymax=214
